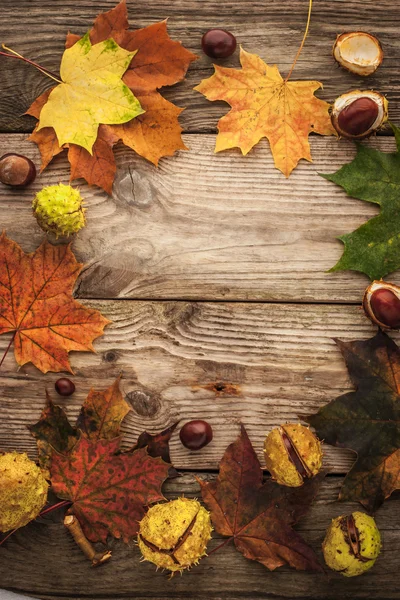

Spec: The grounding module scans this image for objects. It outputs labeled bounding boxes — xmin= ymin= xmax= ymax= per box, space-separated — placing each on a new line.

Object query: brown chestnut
xmin=179 ymin=420 xmax=213 ymax=450
xmin=331 ymin=91 xmax=387 ymax=139
xmin=55 ymin=377 xmax=76 ymax=396
xmin=363 ymin=281 xmax=400 ymax=329
xmin=0 ymin=153 xmax=36 ymax=187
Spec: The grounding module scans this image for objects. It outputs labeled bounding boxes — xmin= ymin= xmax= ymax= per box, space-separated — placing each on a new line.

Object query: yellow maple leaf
xmin=37 ymin=33 xmax=144 ymax=153
xmin=195 ymin=48 xmax=336 ymax=176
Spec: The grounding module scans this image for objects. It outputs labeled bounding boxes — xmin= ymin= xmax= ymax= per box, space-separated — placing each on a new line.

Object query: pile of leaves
xmin=28 ymin=377 xmax=175 ymax=543
xmin=26 ymin=0 xmax=197 ymax=193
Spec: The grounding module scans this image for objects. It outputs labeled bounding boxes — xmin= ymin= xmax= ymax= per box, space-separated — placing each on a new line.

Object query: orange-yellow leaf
xmin=195 ymin=48 xmax=336 ymax=177
xmin=0 ymin=233 xmax=110 ymax=373
xmin=26 ymin=1 xmax=197 ymax=192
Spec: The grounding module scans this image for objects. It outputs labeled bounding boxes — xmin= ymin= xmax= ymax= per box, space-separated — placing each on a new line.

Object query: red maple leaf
xmin=51 ymin=436 xmax=170 ymax=543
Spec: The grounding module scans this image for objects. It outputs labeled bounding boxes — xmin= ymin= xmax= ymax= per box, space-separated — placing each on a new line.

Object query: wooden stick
xmin=64 ymin=515 xmax=112 ymax=567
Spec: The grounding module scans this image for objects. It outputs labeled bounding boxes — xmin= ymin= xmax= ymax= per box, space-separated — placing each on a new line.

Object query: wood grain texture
xmin=0 ymin=0 xmax=399 ymax=133
xmin=0 ymin=134 xmax=398 ymax=302
xmin=1 ymin=475 xmax=399 ymax=600
xmin=0 ymin=299 xmax=395 ymax=473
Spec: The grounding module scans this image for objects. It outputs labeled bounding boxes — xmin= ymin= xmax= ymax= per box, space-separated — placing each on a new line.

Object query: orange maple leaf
xmin=195 ymin=48 xmax=336 ymax=177
xmin=0 ymin=233 xmax=110 ymax=373
xmin=26 ymin=0 xmax=197 ymax=193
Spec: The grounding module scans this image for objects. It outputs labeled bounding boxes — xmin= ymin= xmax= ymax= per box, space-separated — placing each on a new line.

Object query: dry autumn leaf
xmin=307 ymin=331 xmax=400 ymax=512
xmin=199 ymin=425 xmax=324 ymax=572
xmin=26 ymin=0 xmax=197 ymax=193
xmin=0 ymin=233 xmax=110 ymax=373
xmin=195 ymin=47 xmax=335 ymax=176
xmin=51 ymin=436 xmax=170 ymax=543
xmin=37 ymin=33 xmax=143 ymax=153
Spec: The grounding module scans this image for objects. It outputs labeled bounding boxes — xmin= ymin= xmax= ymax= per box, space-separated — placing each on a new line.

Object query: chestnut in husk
xmin=363 ymin=281 xmax=400 ymax=329
xmin=331 ymin=90 xmax=387 ymax=139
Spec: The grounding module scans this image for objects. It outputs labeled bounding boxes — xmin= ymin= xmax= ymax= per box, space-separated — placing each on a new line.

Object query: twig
xmin=285 ymin=0 xmax=313 ymax=82
xmin=0 ymin=44 xmax=62 ymax=84
xmin=64 ymin=515 xmax=112 ymax=567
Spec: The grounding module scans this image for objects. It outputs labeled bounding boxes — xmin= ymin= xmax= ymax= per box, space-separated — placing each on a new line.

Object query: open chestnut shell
xmin=363 ymin=281 xmax=400 ymax=329
xmin=333 ymin=32 xmax=383 ymax=77
xmin=331 ymin=90 xmax=388 ymax=139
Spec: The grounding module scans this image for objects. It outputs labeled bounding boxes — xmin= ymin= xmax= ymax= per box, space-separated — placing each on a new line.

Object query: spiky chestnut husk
xmin=323 ymin=512 xmax=381 ymax=577
xmin=32 ymin=183 xmax=86 ymax=237
xmin=333 ymin=32 xmax=383 ymax=76
xmin=331 ymin=90 xmax=388 ymax=139
xmin=363 ymin=281 xmax=400 ymax=329
xmin=264 ymin=423 xmax=323 ymax=487
xmin=0 ymin=452 xmax=49 ymax=532
xmin=138 ymin=498 xmax=212 ymax=573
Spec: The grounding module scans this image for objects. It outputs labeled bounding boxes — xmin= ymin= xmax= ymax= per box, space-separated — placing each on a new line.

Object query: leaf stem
xmin=0 ymin=529 xmax=16 ymax=547
xmin=0 ymin=331 xmax=16 ymax=370
xmin=0 ymin=44 xmax=62 ymax=84
xmin=284 ymin=0 xmax=313 ymax=82
xmin=207 ymin=536 xmax=233 ymax=557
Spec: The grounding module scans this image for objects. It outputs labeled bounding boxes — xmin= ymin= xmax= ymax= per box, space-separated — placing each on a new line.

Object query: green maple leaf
xmin=37 ymin=33 xmax=144 ymax=153
xmin=307 ymin=331 xmax=400 ymax=512
xmin=324 ymin=123 xmax=400 ymax=280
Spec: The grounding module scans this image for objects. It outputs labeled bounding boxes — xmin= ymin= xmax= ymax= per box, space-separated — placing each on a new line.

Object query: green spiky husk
xmin=0 ymin=452 xmax=49 ymax=532
xmin=32 ymin=183 xmax=85 ymax=237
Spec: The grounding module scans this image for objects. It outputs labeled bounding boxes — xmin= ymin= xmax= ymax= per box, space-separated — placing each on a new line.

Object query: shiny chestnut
xmin=363 ymin=281 xmax=400 ymax=329
xmin=179 ymin=420 xmax=213 ymax=450
xmin=0 ymin=153 xmax=36 ymax=187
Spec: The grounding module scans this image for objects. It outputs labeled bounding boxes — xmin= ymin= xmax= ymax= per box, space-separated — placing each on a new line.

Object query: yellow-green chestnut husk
xmin=264 ymin=423 xmax=323 ymax=487
xmin=0 ymin=452 xmax=49 ymax=532
xmin=32 ymin=183 xmax=86 ymax=237
xmin=138 ymin=497 xmax=212 ymax=573
xmin=323 ymin=511 xmax=381 ymax=577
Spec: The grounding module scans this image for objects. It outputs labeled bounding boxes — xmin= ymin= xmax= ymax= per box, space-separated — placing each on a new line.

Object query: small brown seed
xmin=337 ymin=97 xmax=379 ymax=137
xmin=0 ymin=153 xmax=36 ymax=187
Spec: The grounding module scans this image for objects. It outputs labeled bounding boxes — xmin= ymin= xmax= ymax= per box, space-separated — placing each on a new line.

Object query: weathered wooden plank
xmin=1 ymin=475 xmax=399 ymax=600
xmin=0 ymin=299 xmax=395 ymax=473
xmin=0 ymin=134 xmax=398 ymax=302
xmin=0 ymin=0 xmax=399 ymax=133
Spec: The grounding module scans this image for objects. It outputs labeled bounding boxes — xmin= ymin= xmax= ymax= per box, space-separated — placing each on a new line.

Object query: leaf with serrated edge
xmin=77 ymin=377 xmax=131 ymax=441
xmin=198 ymin=425 xmax=323 ymax=572
xmin=26 ymin=1 xmax=197 ymax=191
xmin=0 ymin=233 xmax=110 ymax=373
xmin=307 ymin=331 xmax=400 ymax=512
xmin=195 ymin=48 xmax=335 ymax=177
xmin=37 ymin=33 xmax=143 ymax=153
xmin=323 ymin=123 xmax=400 ymax=280
xmin=51 ymin=436 xmax=170 ymax=542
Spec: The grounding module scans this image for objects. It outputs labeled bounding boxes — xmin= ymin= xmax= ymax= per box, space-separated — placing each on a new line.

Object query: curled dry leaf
xmin=27 ymin=0 xmax=197 ymax=193
xmin=0 ymin=233 xmax=110 ymax=373
xmin=198 ymin=425 xmax=324 ymax=572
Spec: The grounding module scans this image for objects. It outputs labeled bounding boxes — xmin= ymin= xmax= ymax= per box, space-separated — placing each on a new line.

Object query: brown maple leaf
xmin=198 ymin=425 xmax=323 ymax=572
xmin=76 ymin=377 xmax=131 ymax=441
xmin=26 ymin=0 xmax=197 ymax=192
xmin=51 ymin=436 xmax=170 ymax=543
xmin=28 ymin=391 xmax=79 ymax=472
xmin=130 ymin=421 xmax=180 ymax=478
xmin=0 ymin=233 xmax=110 ymax=373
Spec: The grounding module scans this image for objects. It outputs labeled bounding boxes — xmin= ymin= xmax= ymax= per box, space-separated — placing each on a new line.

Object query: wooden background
xmin=1 ymin=1 xmax=400 ymax=598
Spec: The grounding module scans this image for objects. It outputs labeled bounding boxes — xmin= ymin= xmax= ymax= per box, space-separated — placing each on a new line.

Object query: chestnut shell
xmin=363 ymin=281 xmax=400 ymax=329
